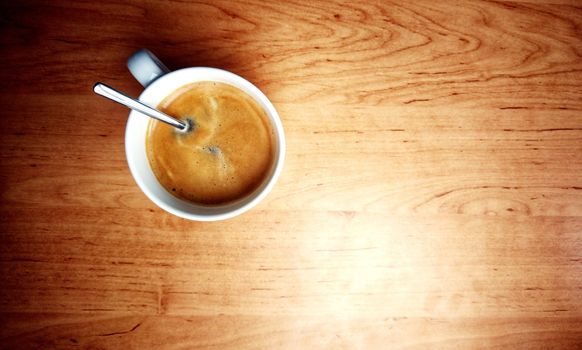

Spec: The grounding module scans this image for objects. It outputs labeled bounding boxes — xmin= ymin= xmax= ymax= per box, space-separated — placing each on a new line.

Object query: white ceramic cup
xmin=125 ymin=49 xmax=285 ymax=221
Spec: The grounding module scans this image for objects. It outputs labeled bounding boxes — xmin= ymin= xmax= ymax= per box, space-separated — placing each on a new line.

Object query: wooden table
xmin=1 ymin=0 xmax=581 ymax=348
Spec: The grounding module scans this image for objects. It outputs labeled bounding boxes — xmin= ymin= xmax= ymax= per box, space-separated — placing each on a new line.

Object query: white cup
xmin=125 ymin=49 xmax=285 ymax=221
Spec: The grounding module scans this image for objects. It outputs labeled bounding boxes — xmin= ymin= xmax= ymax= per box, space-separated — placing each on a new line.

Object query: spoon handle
xmin=93 ymin=82 xmax=187 ymax=131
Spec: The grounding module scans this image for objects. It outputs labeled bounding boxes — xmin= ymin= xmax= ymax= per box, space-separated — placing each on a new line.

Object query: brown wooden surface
xmin=1 ymin=0 xmax=582 ymax=349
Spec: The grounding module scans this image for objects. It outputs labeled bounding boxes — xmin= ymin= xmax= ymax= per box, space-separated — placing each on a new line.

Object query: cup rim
xmin=125 ymin=67 xmax=285 ymax=221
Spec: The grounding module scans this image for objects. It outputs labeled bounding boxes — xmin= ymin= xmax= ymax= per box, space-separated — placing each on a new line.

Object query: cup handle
xmin=127 ymin=49 xmax=171 ymax=87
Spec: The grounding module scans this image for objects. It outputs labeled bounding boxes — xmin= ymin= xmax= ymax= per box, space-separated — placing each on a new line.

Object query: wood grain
xmin=1 ymin=0 xmax=581 ymax=349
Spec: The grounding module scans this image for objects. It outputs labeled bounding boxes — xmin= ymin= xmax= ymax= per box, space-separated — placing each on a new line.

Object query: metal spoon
xmin=93 ymin=82 xmax=189 ymax=132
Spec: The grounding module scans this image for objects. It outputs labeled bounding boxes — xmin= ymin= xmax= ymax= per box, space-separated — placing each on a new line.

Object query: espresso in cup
xmin=121 ymin=49 xmax=285 ymax=221
xmin=146 ymin=81 xmax=274 ymax=205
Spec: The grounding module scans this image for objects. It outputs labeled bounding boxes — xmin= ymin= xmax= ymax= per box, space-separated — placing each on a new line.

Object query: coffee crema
xmin=146 ymin=82 xmax=274 ymax=205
